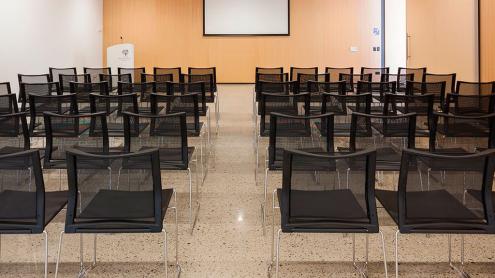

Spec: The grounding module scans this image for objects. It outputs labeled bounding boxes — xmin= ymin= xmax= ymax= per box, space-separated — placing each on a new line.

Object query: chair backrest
xmin=360 ymin=67 xmax=390 ymax=82
xmin=268 ymin=113 xmax=334 ymax=169
xmin=0 ymin=112 xmax=30 ymax=151
xmin=0 ymin=82 xmax=11 ymax=95
xmin=256 ymin=80 xmax=297 ymax=102
xmin=256 ymin=67 xmax=284 ymax=75
xmin=321 ymin=92 xmax=372 ymax=116
xmin=456 ymin=81 xmax=495 ymax=96
xmin=49 ymin=67 xmax=77 ymax=83
xmin=0 ymin=94 xmax=19 ymax=114
xmin=444 ymin=93 xmax=495 ymax=115
xmin=18 ymin=74 xmax=50 ymax=85
xmin=255 ymin=73 xmax=289 ymax=94
xmin=325 ymin=67 xmax=354 ymax=82
xmin=43 ymin=112 xmax=109 ymax=167
xmin=339 ymin=73 xmax=373 ymax=92
xmin=396 ymin=148 xmax=495 ymax=233
xmin=64 ymin=148 xmax=164 ymax=233
xmin=150 ymin=93 xmax=201 ymax=135
xmin=84 ymin=67 xmax=111 ymax=83
xmin=154 ymin=67 xmax=182 ymax=83
xmin=69 ymin=81 xmax=110 ymax=105
xmin=398 ymin=67 xmax=427 ymax=82
xmin=259 ymin=93 xmax=310 ymax=136
xmin=118 ymin=81 xmax=157 ymax=103
xmin=429 ymin=112 xmax=495 ymax=152
xmin=99 ymin=74 xmax=132 ymax=92
xmin=289 ymin=67 xmax=318 ymax=82
xmin=350 ymin=112 xmax=417 ymax=151
xmin=383 ymin=93 xmax=434 ymax=133
xmin=425 ymin=73 xmax=456 ymax=94
xmin=28 ymin=94 xmax=78 ymax=136
xmin=308 ymin=81 xmax=346 ymax=96
xmin=183 ymin=74 xmax=214 ymax=102
xmin=356 ymin=81 xmax=396 ymax=101
xmin=19 ymin=82 xmax=60 ymax=111
xmin=280 ymin=149 xmax=379 ymax=233
xmin=188 ymin=67 xmax=217 ymax=92
xmin=118 ymin=67 xmax=146 ymax=83
xmin=297 ymin=73 xmax=330 ymax=93
xmin=123 ymin=112 xmax=189 ymax=167
xmin=382 ymin=73 xmax=414 ymax=92
xmin=59 ymin=74 xmax=90 ymax=92
xmin=165 ymin=82 xmax=207 ymax=115
xmin=406 ymin=81 xmax=447 ymax=108
xmin=0 ymin=150 xmax=46 ymax=233
xmin=89 ymin=92 xmax=139 ymax=116
xmin=141 ymin=73 xmax=173 ymax=83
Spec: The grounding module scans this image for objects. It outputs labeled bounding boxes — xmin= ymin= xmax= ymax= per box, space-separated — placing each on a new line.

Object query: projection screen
xmin=203 ymin=0 xmax=290 ymax=36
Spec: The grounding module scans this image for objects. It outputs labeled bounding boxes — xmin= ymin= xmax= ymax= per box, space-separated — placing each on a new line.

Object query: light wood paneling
xmin=481 ymin=0 xmax=495 ymax=81
xmin=103 ymin=0 xmax=381 ymax=83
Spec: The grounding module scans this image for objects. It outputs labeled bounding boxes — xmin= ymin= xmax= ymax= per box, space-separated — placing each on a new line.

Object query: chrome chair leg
xmin=262 ymin=167 xmax=269 ymax=234
xmin=55 ymin=231 xmax=65 ymax=278
xmin=394 ymin=230 xmax=400 ymax=278
xmin=352 ymin=234 xmax=369 ymax=277
xmin=43 ymin=230 xmax=48 ymax=278
xmin=379 ymin=231 xmax=389 ymax=278
xmin=449 ymin=235 xmax=470 ymax=278
xmin=275 ymin=229 xmax=282 ymax=278
xmin=162 ymin=229 xmax=168 ymax=278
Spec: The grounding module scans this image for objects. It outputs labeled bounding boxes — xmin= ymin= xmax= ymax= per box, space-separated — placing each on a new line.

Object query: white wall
xmin=385 ymin=0 xmax=407 ymax=73
xmin=0 ymin=0 xmax=103 ymax=94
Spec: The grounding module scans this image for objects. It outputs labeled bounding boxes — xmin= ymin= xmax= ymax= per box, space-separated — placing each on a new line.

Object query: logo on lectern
xmin=122 ymin=49 xmax=129 ymax=57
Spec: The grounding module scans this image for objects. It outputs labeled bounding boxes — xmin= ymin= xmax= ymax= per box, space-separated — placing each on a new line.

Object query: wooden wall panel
xmin=103 ymin=0 xmax=381 ymax=83
xmin=481 ymin=0 xmax=495 ymax=82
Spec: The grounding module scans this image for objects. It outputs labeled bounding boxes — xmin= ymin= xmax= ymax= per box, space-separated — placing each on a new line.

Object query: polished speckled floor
xmin=1 ymin=85 xmax=495 ymax=277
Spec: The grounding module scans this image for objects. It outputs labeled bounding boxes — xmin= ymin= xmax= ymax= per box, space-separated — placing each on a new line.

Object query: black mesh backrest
xmin=339 ymin=73 xmax=373 ymax=92
xmin=64 ymin=148 xmax=164 ymax=233
xmin=19 ymin=82 xmax=60 ymax=111
xmin=321 ymin=94 xmax=372 ymax=137
xmin=123 ymin=112 xmax=189 ymax=168
xmin=260 ymin=93 xmax=310 ymax=136
xmin=99 ymin=74 xmax=132 ymax=92
xmin=0 ymin=94 xmax=19 ymax=115
xmin=396 ymin=148 xmax=495 ymax=233
xmin=165 ymin=82 xmax=207 ymax=115
xmin=325 ymin=67 xmax=354 ymax=82
xmin=49 ymin=67 xmax=77 ymax=83
xmin=141 ymin=73 xmax=173 ymax=83
xmin=383 ymin=94 xmax=434 ymax=135
xmin=188 ymin=67 xmax=217 ymax=92
xmin=0 ymin=150 xmax=46 ymax=233
xmin=154 ymin=67 xmax=182 ymax=83
xmin=0 ymin=82 xmax=11 ymax=95
xmin=268 ymin=113 xmax=334 ymax=169
xmin=43 ymin=112 xmax=109 ymax=168
xmin=84 ymin=67 xmax=111 ymax=83
xmin=256 ymin=80 xmax=296 ymax=103
xmin=255 ymin=73 xmax=289 ymax=95
xmin=256 ymin=67 xmax=284 ymax=74
xmin=0 ymin=112 xmax=30 ymax=152
xmin=357 ymin=81 xmax=396 ymax=102
xmin=406 ymin=81 xmax=446 ymax=108
xmin=18 ymin=74 xmax=50 ymax=85
xmin=382 ymin=73 xmax=414 ymax=92
xmin=89 ymin=93 xmax=139 ymax=138
xmin=398 ymin=67 xmax=427 ymax=82
xmin=444 ymin=94 xmax=495 ymax=115
xmin=59 ymin=74 xmax=90 ymax=92
xmin=360 ymin=67 xmax=390 ymax=82
xmin=456 ymin=81 xmax=495 ymax=96
xmin=289 ymin=67 xmax=318 ymax=82
xmin=350 ymin=112 xmax=417 ymax=152
xmin=430 ymin=112 xmax=495 ymax=152
xmin=28 ymin=94 xmax=78 ymax=136
xmin=70 ymin=81 xmax=110 ymax=105
xmin=297 ymin=73 xmax=330 ymax=93
xmin=183 ymin=74 xmax=214 ymax=102
xmin=118 ymin=67 xmax=145 ymax=83
xmin=118 ymin=81 xmax=156 ymax=103
xmin=425 ymin=73 xmax=456 ymax=94
xmin=280 ymin=149 xmax=379 ymax=232
xmin=308 ymin=81 xmax=346 ymax=105
xmin=150 ymin=93 xmax=201 ymax=136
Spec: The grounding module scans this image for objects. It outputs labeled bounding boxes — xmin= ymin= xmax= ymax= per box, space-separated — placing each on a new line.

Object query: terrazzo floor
xmin=1 ymin=84 xmax=495 ymax=277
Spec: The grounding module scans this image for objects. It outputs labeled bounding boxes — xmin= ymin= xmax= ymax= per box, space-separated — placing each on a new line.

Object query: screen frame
xmin=202 ymin=0 xmax=291 ymax=37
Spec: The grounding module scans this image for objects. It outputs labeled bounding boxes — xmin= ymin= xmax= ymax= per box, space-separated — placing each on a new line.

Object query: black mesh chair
xmin=28 ymin=94 xmax=78 ymax=137
xmin=361 ymin=67 xmax=390 ymax=83
xmin=69 ymin=81 xmax=110 ymax=113
xmin=118 ymin=67 xmax=145 ymax=83
xmin=398 ymin=67 xmax=427 ymax=82
xmin=382 ymin=73 xmax=414 ymax=93
xmin=19 ymin=82 xmax=60 ymax=112
xmin=456 ymin=81 xmax=495 ymax=96
xmin=425 ymin=73 xmax=456 ymax=95
xmin=59 ymin=74 xmax=90 ymax=93
xmin=49 ymin=67 xmax=76 ymax=83
xmin=261 ymin=113 xmax=335 ymax=231
xmin=142 ymin=73 xmax=173 ymax=94
xmin=123 ymin=112 xmax=199 ymax=230
xmin=325 ymin=67 xmax=354 ymax=82
xmin=99 ymin=73 xmax=132 ymax=93
xmin=339 ymin=73 xmax=373 ymax=92
xmin=406 ymin=81 xmax=446 ymax=110
xmin=256 ymin=67 xmax=284 ymax=74
xmin=254 ymin=74 xmax=289 ymax=116
xmin=255 ymin=80 xmax=295 ymax=106
xmin=375 ymin=148 xmax=495 ymax=277
xmin=383 ymin=93 xmax=434 ymax=137
xmin=356 ymin=81 xmax=396 ymax=114
xmin=18 ymin=74 xmax=50 ymax=85
xmin=0 ymin=150 xmax=67 ymax=278
xmin=89 ymin=93 xmax=140 ymax=138
xmin=154 ymin=67 xmax=182 ymax=83
xmin=188 ymin=67 xmax=217 ymax=93
xmin=185 ymin=71 xmax=219 ymax=131
xmin=444 ymin=93 xmax=495 ymax=115
xmin=320 ymin=93 xmax=372 ymax=137
xmin=118 ymin=81 xmax=157 ymax=114
xmin=0 ymin=112 xmax=30 ymax=154
xmin=54 ymin=148 xmax=180 ymax=278
xmin=296 ymin=73 xmax=330 ymax=94
xmin=270 ymin=149 xmax=388 ymax=278
xmin=307 ymin=80 xmax=346 ymax=113
xmin=0 ymin=82 xmax=11 ymax=95
xmin=0 ymin=93 xmax=19 ymax=115
xmin=348 ymin=112 xmax=417 ymax=172
xmin=289 ymin=67 xmax=318 ymax=82
xmin=84 ymin=67 xmax=111 ymax=83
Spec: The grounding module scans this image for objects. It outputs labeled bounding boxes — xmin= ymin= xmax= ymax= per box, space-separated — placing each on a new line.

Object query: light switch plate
xmin=350 ymin=46 xmax=359 ymax=52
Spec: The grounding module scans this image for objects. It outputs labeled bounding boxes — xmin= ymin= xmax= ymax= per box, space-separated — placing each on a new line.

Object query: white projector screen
xmin=203 ymin=0 xmax=290 ymax=36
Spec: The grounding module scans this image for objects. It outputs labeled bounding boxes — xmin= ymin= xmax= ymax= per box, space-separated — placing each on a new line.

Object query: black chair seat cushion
xmin=105 ymin=122 xmax=148 ymax=138
xmin=466 ymin=190 xmax=495 ymax=212
xmin=269 ymin=147 xmax=331 ymax=170
xmin=437 ymin=123 xmax=488 ymax=137
xmin=418 ymin=151 xmax=484 ymax=171
xmin=186 ymin=122 xmax=204 ymax=137
xmin=123 ymin=147 xmax=195 ymax=170
xmin=338 ymin=147 xmax=401 ymax=171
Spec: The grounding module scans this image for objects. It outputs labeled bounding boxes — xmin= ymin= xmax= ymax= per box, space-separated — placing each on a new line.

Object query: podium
xmin=107 ymin=43 xmax=135 ymax=75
